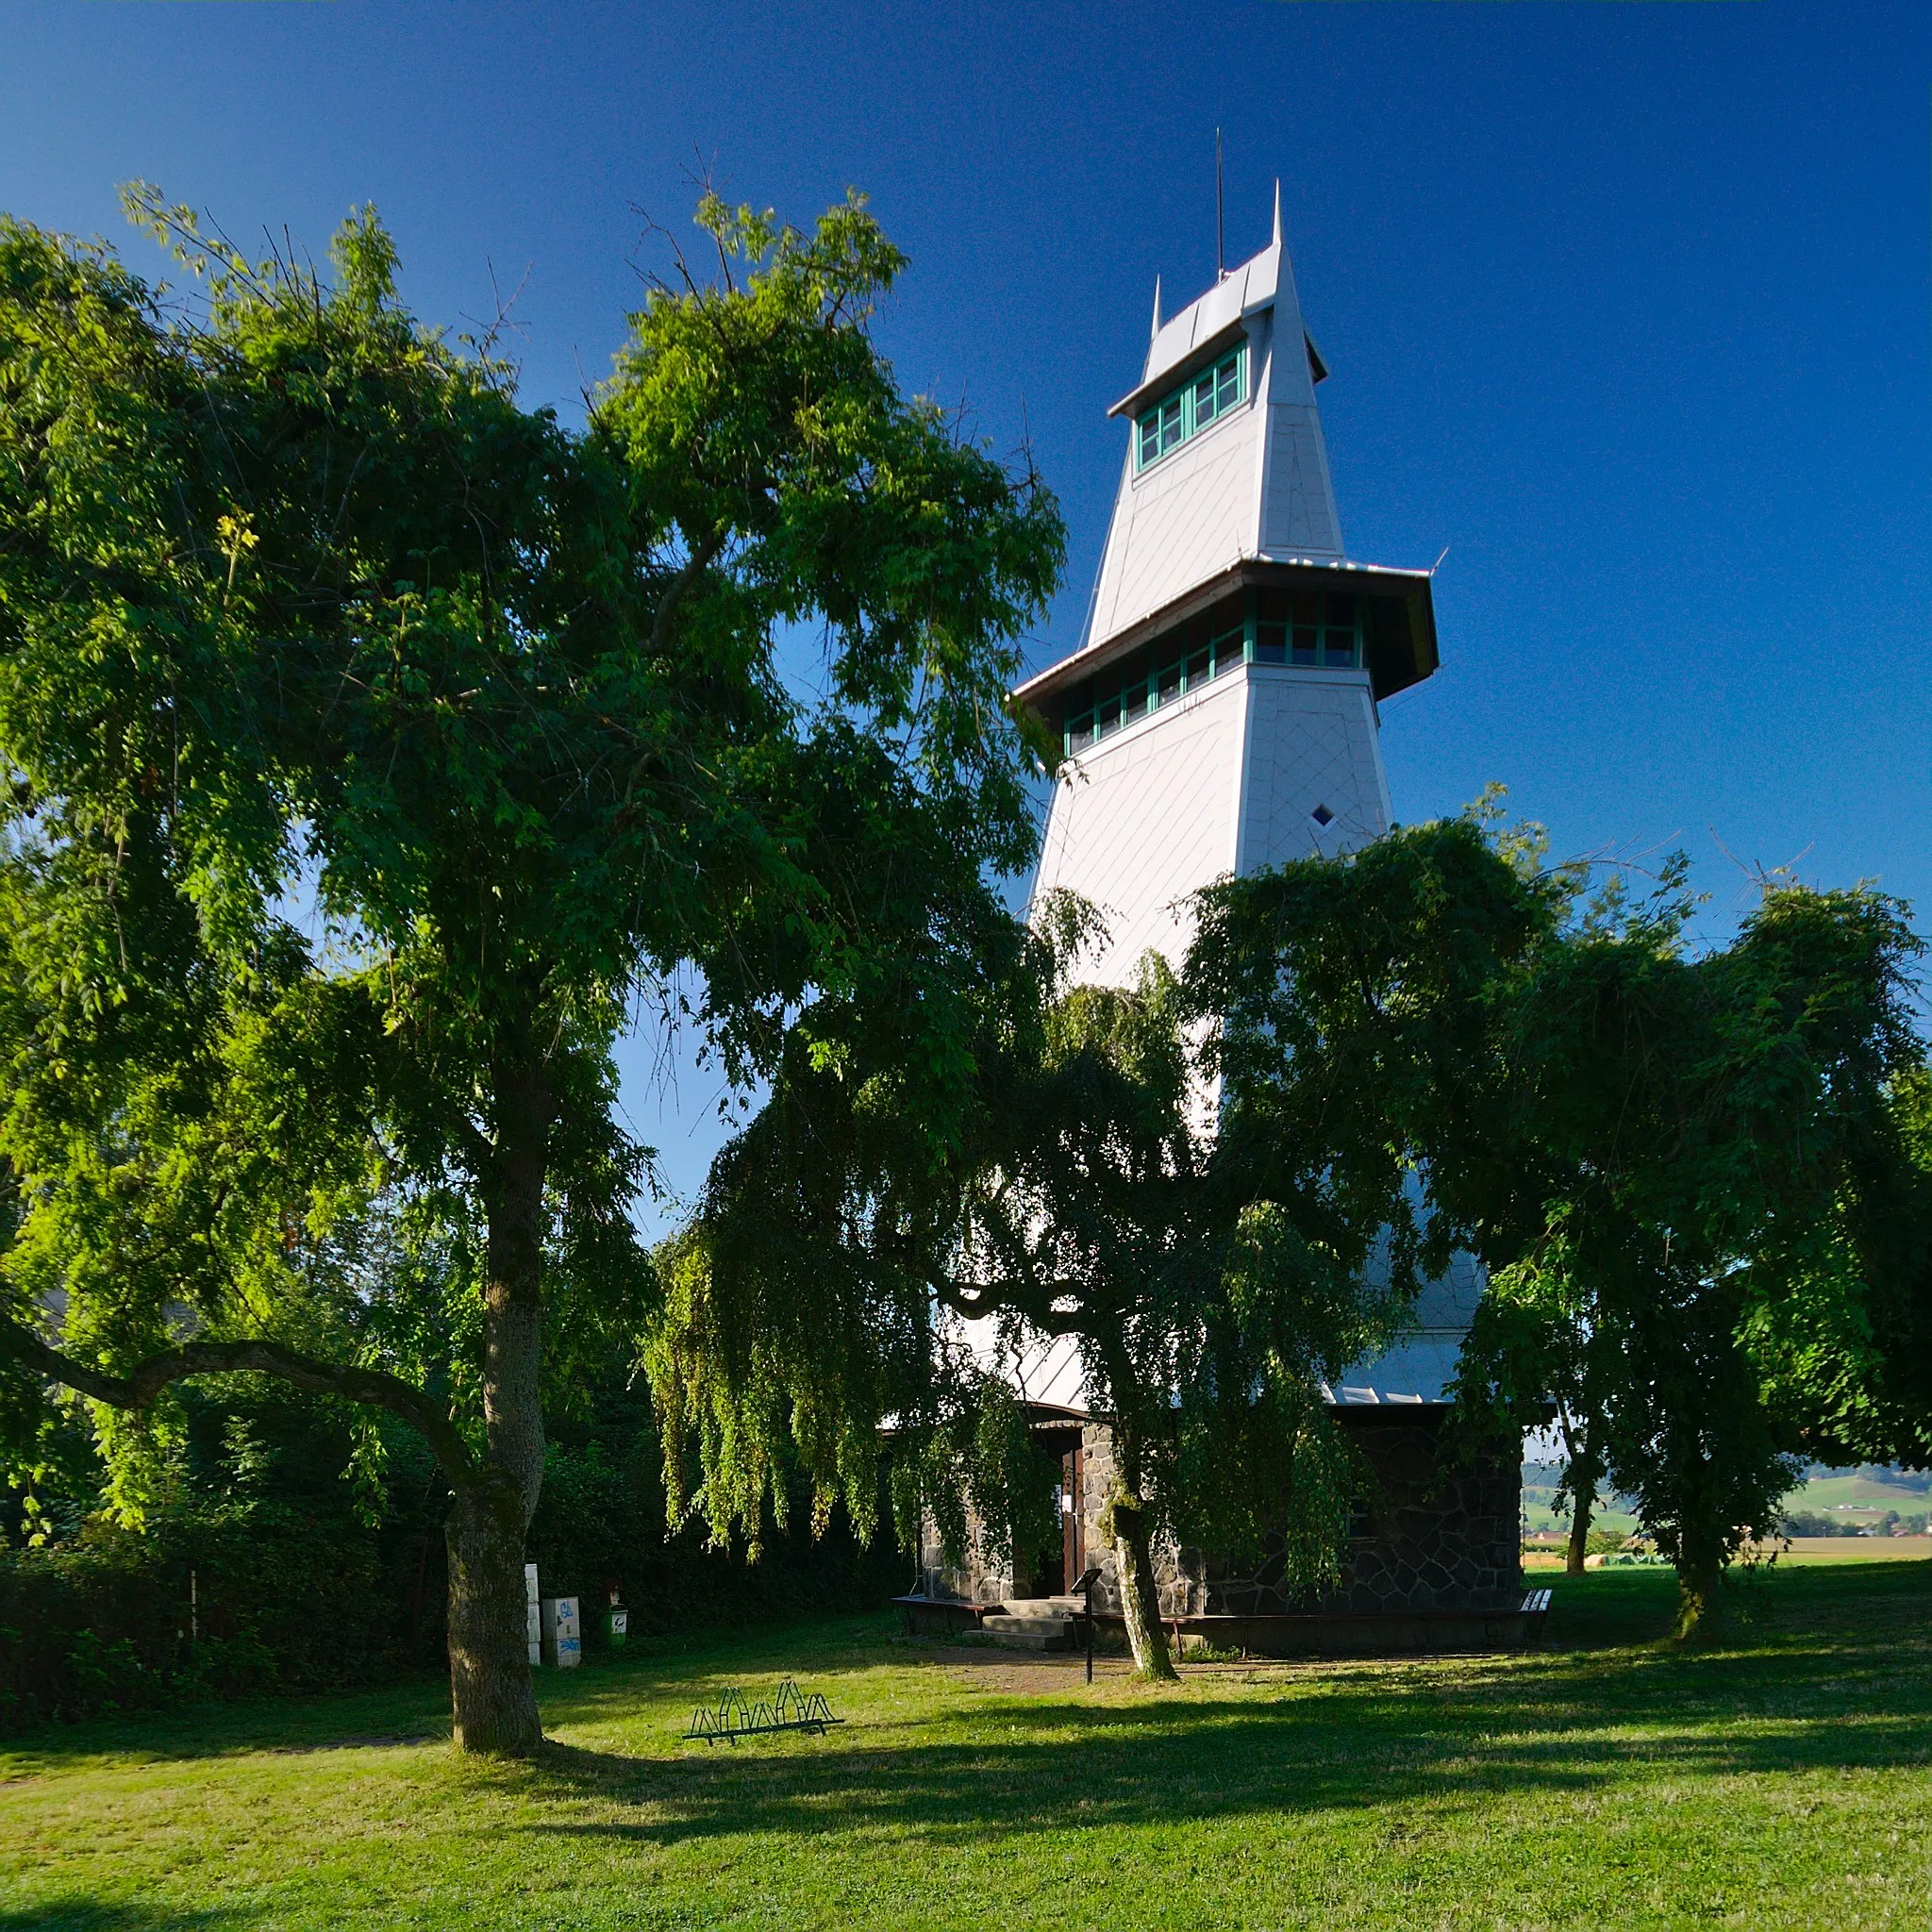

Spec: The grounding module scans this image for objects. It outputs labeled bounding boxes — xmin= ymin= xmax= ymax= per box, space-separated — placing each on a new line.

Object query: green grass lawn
xmin=4 ymin=1562 xmax=1930 ymax=1931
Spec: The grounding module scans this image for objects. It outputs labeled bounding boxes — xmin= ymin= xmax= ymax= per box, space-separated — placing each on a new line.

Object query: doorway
xmin=1059 ymin=1445 xmax=1084 ymax=1594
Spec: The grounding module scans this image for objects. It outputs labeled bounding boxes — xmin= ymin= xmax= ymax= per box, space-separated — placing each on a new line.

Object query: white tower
xmin=1019 ymin=191 xmax=1437 ymax=982
xmin=1016 ymin=199 xmax=1477 ymax=1409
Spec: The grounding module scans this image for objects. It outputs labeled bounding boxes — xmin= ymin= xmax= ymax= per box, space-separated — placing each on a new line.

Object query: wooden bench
xmin=891 ymin=1594 xmax=1000 ymax=1639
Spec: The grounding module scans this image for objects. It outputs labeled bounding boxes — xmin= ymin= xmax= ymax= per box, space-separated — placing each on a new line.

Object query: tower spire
xmin=1215 ymin=127 xmax=1225 ymax=280
xmin=1150 ymin=275 xmax=1161 ymax=341
xmin=1272 ymin=178 xmax=1282 ymax=247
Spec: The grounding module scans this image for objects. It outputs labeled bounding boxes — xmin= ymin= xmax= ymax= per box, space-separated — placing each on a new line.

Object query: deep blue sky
xmin=5 ymin=1 xmax=1927 ymax=1211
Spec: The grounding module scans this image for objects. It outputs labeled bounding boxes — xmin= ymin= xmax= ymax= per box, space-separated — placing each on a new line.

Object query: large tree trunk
xmin=445 ymin=1058 xmax=552 ymax=1756
xmin=1559 ymin=1417 xmax=1600 ymax=1578
xmin=445 ymin=1472 xmax=542 ymax=1754
xmin=1565 ymin=1490 xmax=1594 ymax=1576
xmin=1673 ymin=1534 xmax=1726 ymax=1643
xmin=1106 ymin=1486 xmax=1177 ymax=1682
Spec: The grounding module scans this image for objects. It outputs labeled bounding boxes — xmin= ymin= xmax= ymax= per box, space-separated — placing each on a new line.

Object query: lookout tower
xmin=1017 ymin=189 xmax=1439 ymax=984
xmin=1012 ymin=194 xmax=1477 ymax=1420
xmin=923 ymin=197 xmax=1527 ymax=1642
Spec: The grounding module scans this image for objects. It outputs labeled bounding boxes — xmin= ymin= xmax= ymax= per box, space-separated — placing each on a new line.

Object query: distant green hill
xmin=1785 ymin=1465 xmax=1930 ymax=1534
xmin=1520 ymin=1461 xmax=1641 ymax=1541
xmin=1520 ymin=1458 xmax=1931 ymax=1542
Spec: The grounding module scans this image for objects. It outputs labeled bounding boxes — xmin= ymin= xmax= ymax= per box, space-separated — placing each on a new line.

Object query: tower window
xmin=1135 ymin=343 xmax=1247 ymax=473
xmin=1283 ymin=590 xmax=1360 ymax=671
xmin=1058 ymin=589 xmax=1362 ymax=757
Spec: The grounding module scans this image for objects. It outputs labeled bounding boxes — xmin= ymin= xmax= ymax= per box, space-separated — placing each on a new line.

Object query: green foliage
xmin=0 ymin=181 xmax=1059 ymax=1742
xmin=656 ymin=893 xmax=1411 ymax=1610
xmin=1194 ymin=803 xmax=1930 ymax=1631
xmin=0 ymin=1361 xmax=904 ymax=1733
xmin=887 ymin=1369 xmax=1062 ymax=1586
xmin=0 ymin=1504 xmax=391 ymax=1730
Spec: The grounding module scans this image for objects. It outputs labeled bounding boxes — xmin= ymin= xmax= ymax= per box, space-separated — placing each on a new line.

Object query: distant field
xmin=1522 ymin=1497 xmax=1641 ymax=1539
xmin=1788 ymin=1469 xmax=1930 ymax=1524
xmin=1525 ymin=1540 xmax=1932 ymax=1570
xmin=1522 ymin=1461 xmax=1929 ymax=1541
xmin=3 ymin=1561 xmax=1930 ymax=1929
xmin=1520 ymin=1461 xmax=1640 ymax=1539
xmin=1774 ymin=1536 xmax=1932 ymax=1564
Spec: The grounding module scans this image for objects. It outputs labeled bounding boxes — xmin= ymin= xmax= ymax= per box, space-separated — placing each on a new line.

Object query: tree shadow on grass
xmin=7 ymin=1565 xmax=1925 ymax=1820
xmin=514 ymin=1580 xmax=1932 ymax=1853
xmin=0 ymin=1682 xmax=456 ymax=1772
xmin=523 ymin=1696 xmax=1932 ymax=1855
xmin=0 ymin=1614 xmax=902 ymax=1771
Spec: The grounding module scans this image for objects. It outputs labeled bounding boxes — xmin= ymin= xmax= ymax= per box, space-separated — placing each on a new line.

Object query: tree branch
xmin=930 ymin=1272 xmax=1086 ymax=1338
xmin=648 ymin=522 xmax=729 ymax=655
xmin=0 ymin=1318 xmax=478 ymax=1492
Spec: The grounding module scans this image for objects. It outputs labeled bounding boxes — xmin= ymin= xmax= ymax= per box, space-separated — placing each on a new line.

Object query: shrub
xmin=0 ymin=1503 xmax=394 ymax=1729
xmin=0 ymin=1375 xmax=908 ymax=1732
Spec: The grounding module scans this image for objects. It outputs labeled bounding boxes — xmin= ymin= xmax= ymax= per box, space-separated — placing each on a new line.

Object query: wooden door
xmin=1060 ymin=1446 xmax=1084 ymax=1592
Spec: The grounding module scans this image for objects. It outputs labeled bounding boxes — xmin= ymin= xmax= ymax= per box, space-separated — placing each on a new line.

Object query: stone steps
xmin=979 ymin=1597 xmax=1087 ymax=1653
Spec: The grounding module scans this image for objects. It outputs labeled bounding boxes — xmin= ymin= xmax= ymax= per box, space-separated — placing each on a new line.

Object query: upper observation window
xmin=1256 ymin=591 xmax=1361 ymax=670
xmin=1134 ymin=342 xmax=1247 ymax=472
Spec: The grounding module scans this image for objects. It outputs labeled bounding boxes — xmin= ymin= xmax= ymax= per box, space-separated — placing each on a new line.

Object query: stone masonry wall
xmin=1184 ymin=1412 xmax=1522 ymax=1616
xmin=917 ymin=1409 xmax=1521 ymax=1620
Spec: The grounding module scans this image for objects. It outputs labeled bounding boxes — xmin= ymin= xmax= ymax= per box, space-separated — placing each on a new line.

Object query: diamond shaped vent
xmin=1310 ymin=804 xmax=1335 ymax=827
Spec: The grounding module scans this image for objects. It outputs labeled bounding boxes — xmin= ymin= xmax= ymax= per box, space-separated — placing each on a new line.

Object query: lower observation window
xmin=1058 ymin=591 xmax=1365 ymax=757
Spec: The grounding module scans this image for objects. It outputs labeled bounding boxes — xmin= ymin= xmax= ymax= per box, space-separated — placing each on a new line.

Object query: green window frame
xmin=1134 ymin=342 xmax=1247 ymax=473
xmin=1059 ymin=591 xmax=1363 ymax=758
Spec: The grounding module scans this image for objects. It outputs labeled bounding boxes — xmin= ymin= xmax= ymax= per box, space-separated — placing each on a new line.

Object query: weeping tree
xmin=951 ymin=946 xmax=1414 ymax=1678
xmin=0 ymin=186 xmax=1060 ymax=1752
xmin=1473 ymin=874 xmax=1925 ymax=1636
xmin=1196 ymin=808 xmax=1928 ymax=1641
xmin=651 ymin=791 xmax=1927 ymax=1657
xmin=650 ymin=902 xmax=1421 ymax=1680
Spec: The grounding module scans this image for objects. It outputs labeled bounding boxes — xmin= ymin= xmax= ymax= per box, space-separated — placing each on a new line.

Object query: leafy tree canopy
xmin=0 ymin=185 xmax=1061 ymax=1750
xmin=1194 ymin=806 xmax=1929 ymax=1637
xmin=658 ymin=878 xmax=1454 ymax=1679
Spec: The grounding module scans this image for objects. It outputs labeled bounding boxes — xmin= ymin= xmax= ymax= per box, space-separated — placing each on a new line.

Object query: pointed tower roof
xmin=1091 ymin=220 xmax=1342 ymax=642
xmin=1015 ymin=201 xmax=1437 ymax=723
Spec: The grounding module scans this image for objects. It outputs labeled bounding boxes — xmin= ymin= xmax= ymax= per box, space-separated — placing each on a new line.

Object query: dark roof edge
xmin=1013 ymin=558 xmax=1439 ymax=710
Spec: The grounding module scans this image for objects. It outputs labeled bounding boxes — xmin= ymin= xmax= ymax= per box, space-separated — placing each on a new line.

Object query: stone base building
xmin=916 ymin=1265 xmax=1535 ymax=1656
xmin=914 ymin=1408 xmax=1525 ymax=1656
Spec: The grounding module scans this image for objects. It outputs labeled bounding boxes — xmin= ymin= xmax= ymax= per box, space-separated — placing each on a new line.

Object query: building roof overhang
xmin=1107 ymin=317 xmax=1251 ymax=420
xmin=1106 ymin=317 xmax=1326 ymax=422
xmin=1011 ymin=556 xmax=1440 ymax=721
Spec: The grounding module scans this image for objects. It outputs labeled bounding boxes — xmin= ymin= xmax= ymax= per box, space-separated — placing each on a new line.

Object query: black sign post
xmin=1070 ymin=1565 xmax=1102 ymax=1684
